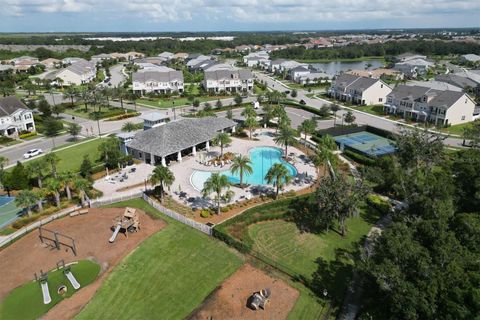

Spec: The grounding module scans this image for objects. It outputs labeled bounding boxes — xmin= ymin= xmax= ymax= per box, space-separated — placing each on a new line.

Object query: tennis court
xmin=335 ymin=131 xmax=396 ymax=157
xmin=0 ymin=196 xmax=22 ymax=229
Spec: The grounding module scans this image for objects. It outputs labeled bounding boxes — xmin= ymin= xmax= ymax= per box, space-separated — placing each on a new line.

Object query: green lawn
xmin=137 ymin=95 xmax=227 ymax=109
xmin=77 ymin=199 xmax=243 ymax=320
xmin=352 ymin=104 xmax=385 ymax=117
xmin=63 ymin=105 xmax=137 ymax=120
xmin=441 ymin=121 xmax=474 ymax=136
xmin=29 ymin=138 xmax=103 ymax=173
xmin=0 ymin=260 xmax=100 ymax=320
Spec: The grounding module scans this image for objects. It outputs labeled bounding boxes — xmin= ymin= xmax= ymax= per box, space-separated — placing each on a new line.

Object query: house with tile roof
xmin=384 ymin=85 xmax=475 ymax=125
xmin=0 ymin=96 xmax=35 ymax=137
xmin=329 ymin=74 xmax=392 ymax=105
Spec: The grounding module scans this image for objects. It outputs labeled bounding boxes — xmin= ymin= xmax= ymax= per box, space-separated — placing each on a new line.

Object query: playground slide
xmin=66 ymin=271 xmax=81 ymax=290
xmin=41 ymin=282 xmax=51 ymax=304
xmin=109 ymin=224 xmax=121 ymax=243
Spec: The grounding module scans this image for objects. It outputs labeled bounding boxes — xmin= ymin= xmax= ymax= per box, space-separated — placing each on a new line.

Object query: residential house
xmin=62 ymin=57 xmax=86 ymax=65
xmin=346 ymin=68 xmax=404 ymax=80
xmin=132 ymin=67 xmax=184 ymax=94
xmin=384 ymin=85 xmax=475 ymax=125
xmin=173 ymin=52 xmax=189 ymax=60
xmin=395 ymin=53 xmax=427 ymax=62
xmin=329 ymin=74 xmax=392 ymax=105
xmin=203 ymin=69 xmax=253 ymax=93
xmin=134 ymin=57 xmax=166 ymax=67
xmin=460 ymin=54 xmax=480 ymax=64
xmin=125 ymin=52 xmax=145 ymax=61
xmin=288 ymin=66 xmax=311 ymax=81
xmin=10 ymin=56 xmax=39 ymax=73
xmin=0 ymin=96 xmax=35 ymax=137
xmin=40 ymin=58 xmax=62 ymax=69
xmin=243 ymin=51 xmax=270 ymax=67
xmin=298 ymin=72 xmax=332 ymax=85
xmin=187 ymin=55 xmax=213 ymax=70
xmin=269 ymin=59 xmax=308 ymax=74
xmin=158 ymin=52 xmax=175 ymax=61
xmin=393 ymin=58 xmax=434 ymax=78
xmin=91 ymin=53 xmax=116 ymax=63
xmin=235 ymin=45 xmax=251 ymax=53
xmin=406 ymin=80 xmax=462 ymax=92
xmin=49 ymin=59 xmax=96 ymax=86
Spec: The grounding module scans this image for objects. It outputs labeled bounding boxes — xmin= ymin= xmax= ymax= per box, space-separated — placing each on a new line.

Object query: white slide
xmin=41 ymin=282 xmax=51 ymax=304
xmin=66 ymin=271 xmax=81 ymax=290
xmin=109 ymin=224 xmax=121 ymax=243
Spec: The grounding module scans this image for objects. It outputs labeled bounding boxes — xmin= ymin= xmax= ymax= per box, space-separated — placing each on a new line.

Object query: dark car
xmin=284 ymin=90 xmax=290 ymax=94
xmin=299 ymin=99 xmax=306 ymax=105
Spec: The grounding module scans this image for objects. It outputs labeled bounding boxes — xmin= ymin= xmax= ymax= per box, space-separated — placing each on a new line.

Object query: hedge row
xmin=105 ymin=112 xmax=141 ymax=121
xmin=366 ymin=194 xmax=393 ymax=215
xmin=19 ymin=131 xmax=37 ymax=139
xmin=344 ymin=149 xmax=376 ymax=166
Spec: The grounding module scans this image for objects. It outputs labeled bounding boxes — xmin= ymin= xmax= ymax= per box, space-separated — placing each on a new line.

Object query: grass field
xmin=137 ymin=95 xmax=227 ymax=109
xmin=27 ymin=138 xmax=103 ymax=173
xmin=77 ymin=198 xmax=243 ymax=320
xmin=62 ymin=105 xmax=136 ymax=120
xmin=0 ymin=260 xmax=100 ymax=320
xmin=351 ymin=105 xmax=385 ymax=117
xmin=441 ymin=121 xmax=474 ymax=136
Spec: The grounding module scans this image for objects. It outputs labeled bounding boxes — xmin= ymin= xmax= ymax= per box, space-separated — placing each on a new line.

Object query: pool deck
xmin=93 ymin=128 xmax=317 ymax=208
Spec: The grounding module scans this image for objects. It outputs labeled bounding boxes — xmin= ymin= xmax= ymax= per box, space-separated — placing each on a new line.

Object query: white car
xmin=23 ymin=148 xmax=43 ymax=159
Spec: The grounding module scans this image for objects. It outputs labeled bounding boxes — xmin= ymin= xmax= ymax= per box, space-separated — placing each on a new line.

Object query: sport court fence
xmin=142 ymin=194 xmax=212 ymax=235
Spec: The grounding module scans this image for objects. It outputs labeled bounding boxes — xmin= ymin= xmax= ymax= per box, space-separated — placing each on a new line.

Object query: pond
xmin=310 ymin=60 xmax=384 ymax=76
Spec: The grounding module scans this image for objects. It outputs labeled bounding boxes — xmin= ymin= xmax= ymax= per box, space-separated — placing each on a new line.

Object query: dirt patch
xmin=0 ymin=207 xmax=165 ymax=319
xmin=190 ymin=264 xmax=299 ymax=320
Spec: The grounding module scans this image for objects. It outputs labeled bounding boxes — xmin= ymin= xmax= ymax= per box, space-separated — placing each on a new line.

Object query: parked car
xmin=299 ymin=99 xmax=306 ymax=105
xmin=23 ymin=148 xmax=43 ymax=159
xmin=284 ymin=90 xmax=291 ymax=94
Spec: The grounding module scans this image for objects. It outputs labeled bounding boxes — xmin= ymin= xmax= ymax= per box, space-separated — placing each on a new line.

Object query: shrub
xmin=200 ymin=209 xmax=211 ymax=218
xmin=344 ymin=149 xmax=376 ymax=166
xmin=105 ymin=112 xmax=141 ymax=121
xmin=366 ymin=194 xmax=392 ymax=215
xmin=220 ymin=206 xmax=229 ymax=213
xmin=19 ymin=131 xmax=37 ymax=139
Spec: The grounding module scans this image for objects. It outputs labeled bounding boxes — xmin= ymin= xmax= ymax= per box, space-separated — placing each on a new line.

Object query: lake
xmin=310 ymin=60 xmax=384 ymax=76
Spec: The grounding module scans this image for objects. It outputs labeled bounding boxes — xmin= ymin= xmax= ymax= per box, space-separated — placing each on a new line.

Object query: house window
xmin=379 ymin=98 xmax=383 ymax=102
xmin=139 ymin=152 xmax=143 ymax=158
xmin=461 ymin=116 xmax=465 ymax=120
xmin=380 ymin=84 xmax=384 ymax=88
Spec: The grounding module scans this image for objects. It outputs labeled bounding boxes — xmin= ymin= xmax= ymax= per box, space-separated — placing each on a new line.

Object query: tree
xmin=265 ymin=163 xmax=292 ymax=199
xmin=0 ymin=156 xmax=7 ymax=190
xmin=44 ymin=152 xmax=60 ymax=178
xmin=9 ymin=161 xmax=29 ymax=190
xmin=244 ymin=116 xmax=258 ymax=139
xmin=290 ymin=89 xmax=297 ymax=98
xmin=98 ymin=137 xmax=122 ymax=172
xmin=27 ymin=160 xmax=48 ymax=188
xmin=215 ymin=99 xmax=223 ymax=109
xmin=297 ymin=118 xmax=317 ymax=141
xmin=202 ymin=173 xmax=232 ymax=215
xmin=114 ymin=86 xmax=126 ymax=109
xmin=59 ymin=171 xmax=75 ymax=200
xmin=241 ymin=104 xmax=256 ymax=118
xmin=344 ymin=110 xmax=356 ymax=125
xmin=43 ymin=117 xmax=63 ymax=147
xmin=330 ymin=104 xmax=340 ymax=127
xmin=79 ymin=155 xmax=93 ymax=179
xmin=274 ymin=126 xmax=297 ymax=156
xmin=63 ymin=86 xmax=78 ymax=107
xmin=74 ymin=178 xmax=90 ymax=207
xmin=230 ymin=155 xmax=253 ymax=186
xmin=262 ymin=104 xmax=274 ymax=127
xmin=45 ymin=178 xmax=61 ymax=207
xmin=314 ymin=136 xmax=338 ymax=176
xmin=149 ymin=166 xmax=175 ymax=203
xmin=226 ymin=108 xmax=233 ymax=120
xmin=192 ymin=99 xmax=200 ymax=109
xmin=234 ymin=94 xmax=243 ymax=106
xmin=213 ymin=132 xmax=232 ymax=157
xmin=463 ymin=120 xmax=480 ymax=148
xmin=37 ymin=99 xmax=52 ymax=117
xmin=121 ymin=122 xmax=137 ymax=132
xmin=15 ymin=190 xmax=38 ymax=217
xmin=51 ymin=104 xmax=65 ymax=117
xmin=33 ymin=189 xmax=46 ymax=212
xmin=67 ymin=122 xmax=82 ymax=141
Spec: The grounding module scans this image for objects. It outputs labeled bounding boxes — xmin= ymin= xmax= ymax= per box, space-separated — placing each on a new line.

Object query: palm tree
xmin=45 ymin=178 xmax=61 ymax=207
xmin=213 ymin=132 xmax=232 ymax=157
xmin=74 ymin=178 xmax=90 ymax=207
xmin=121 ymin=121 xmax=138 ymax=132
xmin=330 ymin=104 xmax=340 ymax=127
xmin=244 ymin=116 xmax=258 ymax=139
xmin=265 ymin=163 xmax=292 ymax=199
xmin=297 ymin=119 xmax=317 ymax=141
xmin=59 ymin=171 xmax=75 ymax=200
xmin=314 ymin=135 xmax=338 ymax=176
xmin=44 ymin=152 xmax=60 ymax=178
xmin=274 ymin=126 xmax=297 ymax=156
xmin=63 ymin=86 xmax=78 ymax=107
xmin=149 ymin=166 xmax=174 ymax=203
xmin=27 ymin=160 xmax=48 ymax=188
xmin=202 ymin=173 xmax=232 ymax=215
xmin=241 ymin=104 xmax=256 ymax=118
xmin=33 ymin=189 xmax=46 ymax=212
xmin=98 ymin=137 xmax=120 ymax=176
xmin=230 ymin=155 xmax=253 ymax=187
xmin=15 ymin=190 xmax=38 ymax=217
xmin=114 ymin=86 xmax=127 ymax=109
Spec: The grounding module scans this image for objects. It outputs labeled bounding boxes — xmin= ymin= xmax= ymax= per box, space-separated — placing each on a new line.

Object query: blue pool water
xmin=190 ymin=147 xmax=297 ymax=191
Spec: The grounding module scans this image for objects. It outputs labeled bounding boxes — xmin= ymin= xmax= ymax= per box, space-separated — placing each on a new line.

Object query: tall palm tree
xmin=121 ymin=122 xmax=138 ymax=132
xmin=59 ymin=171 xmax=75 ymax=200
xmin=261 ymin=104 xmax=274 ymax=127
xmin=274 ymin=126 xmax=297 ymax=156
xmin=149 ymin=166 xmax=175 ymax=203
xmin=44 ymin=152 xmax=60 ymax=178
xmin=63 ymin=86 xmax=78 ymax=107
xmin=98 ymin=137 xmax=120 ymax=176
xmin=241 ymin=104 xmax=256 ymax=118
xmin=230 ymin=155 xmax=253 ymax=187
xmin=79 ymin=88 xmax=91 ymax=112
xmin=45 ymin=178 xmax=61 ymax=207
xmin=202 ymin=173 xmax=232 ymax=215
xmin=265 ymin=163 xmax=292 ymax=199
xmin=244 ymin=116 xmax=258 ymax=139
xmin=27 ymin=160 xmax=48 ymax=188
xmin=33 ymin=189 xmax=46 ymax=212
xmin=15 ymin=190 xmax=38 ymax=217
xmin=74 ymin=178 xmax=90 ymax=207
xmin=298 ymin=119 xmax=317 ymax=141
xmin=114 ymin=86 xmax=127 ymax=109
xmin=314 ymin=135 xmax=338 ymax=176
xmin=213 ymin=132 xmax=232 ymax=157
xmin=330 ymin=104 xmax=340 ymax=127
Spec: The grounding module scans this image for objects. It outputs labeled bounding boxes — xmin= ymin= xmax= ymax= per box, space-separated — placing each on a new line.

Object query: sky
xmin=0 ymin=0 xmax=479 ymax=32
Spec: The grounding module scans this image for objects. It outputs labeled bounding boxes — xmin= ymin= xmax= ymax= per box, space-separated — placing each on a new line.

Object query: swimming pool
xmin=190 ymin=146 xmax=297 ymax=191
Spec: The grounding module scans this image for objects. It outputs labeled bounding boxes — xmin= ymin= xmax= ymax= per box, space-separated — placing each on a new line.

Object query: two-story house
xmin=329 ymin=74 xmax=392 ymax=105
xmin=49 ymin=59 xmax=97 ymax=86
xmin=0 ymin=96 xmax=35 ymax=137
xmin=203 ymin=69 xmax=253 ymax=93
xmin=384 ymin=85 xmax=476 ymax=125
xmin=132 ymin=67 xmax=184 ymax=95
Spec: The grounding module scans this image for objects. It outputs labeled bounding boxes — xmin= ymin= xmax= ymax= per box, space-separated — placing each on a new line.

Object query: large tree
xmin=44 ymin=152 xmax=60 ymax=179
xmin=27 ymin=160 xmax=48 ymax=188
xmin=202 ymin=173 xmax=233 ymax=215
xmin=149 ymin=166 xmax=174 ymax=203
xmin=15 ymin=190 xmax=38 ymax=217
xmin=243 ymin=116 xmax=258 ymax=139
xmin=265 ymin=163 xmax=292 ymax=199
xmin=45 ymin=178 xmax=61 ymax=208
xmin=230 ymin=155 xmax=253 ymax=186
xmin=274 ymin=126 xmax=297 ymax=156
xmin=297 ymin=118 xmax=317 ymax=141
xmin=67 ymin=122 xmax=82 ymax=141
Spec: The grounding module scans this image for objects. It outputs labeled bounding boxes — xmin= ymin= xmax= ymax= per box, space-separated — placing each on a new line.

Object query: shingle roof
xmin=290 ymin=66 xmax=309 ymax=72
xmin=133 ymin=70 xmax=183 ymax=83
xmin=428 ymin=91 xmax=465 ymax=108
xmin=127 ymin=117 xmax=236 ymax=157
xmin=388 ymin=85 xmax=431 ymax=101
xmin=204 ymin=69 xmax=253 ymax=81
xmin=65 ymin=60 xmax=95 ymax=76
xmin=0 ymin=96 xmax=28 ymax=117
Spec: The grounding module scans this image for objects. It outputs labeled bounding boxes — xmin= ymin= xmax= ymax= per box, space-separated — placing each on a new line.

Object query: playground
xmin=0 ymin=207 xmax=165 ymax=319
xmin=190 ymin=264 xmax=299 ymax=320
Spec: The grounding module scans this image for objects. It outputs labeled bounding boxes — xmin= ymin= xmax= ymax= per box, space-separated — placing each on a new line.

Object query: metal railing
xmin=89 ymin=191 xmax=144 ymax=208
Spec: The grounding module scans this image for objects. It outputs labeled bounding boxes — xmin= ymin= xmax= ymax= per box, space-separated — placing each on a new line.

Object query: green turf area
xmin=352 ymin=105 xmax=385 ymax=116
xmin=77 ymin=198 xmax=243 ymax=320
xmin=63 ymin=105 xmax=137 ymax=120
xmin=441 ymin=121 xmax=475 ymax=136
xmin=0 ymin=199 xmax=22 ymax=229
xmin=26 ymin=138 xmax=103 ymax=173
xmin=0 ymin=260 xmax=100 ymax=320
xmin=137 ymin=95 xmax=227 ymax=109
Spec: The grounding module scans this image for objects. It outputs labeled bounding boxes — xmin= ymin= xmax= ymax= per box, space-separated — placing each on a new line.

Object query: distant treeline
xmin=270 ymin=40 xmax=480 ymax=61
